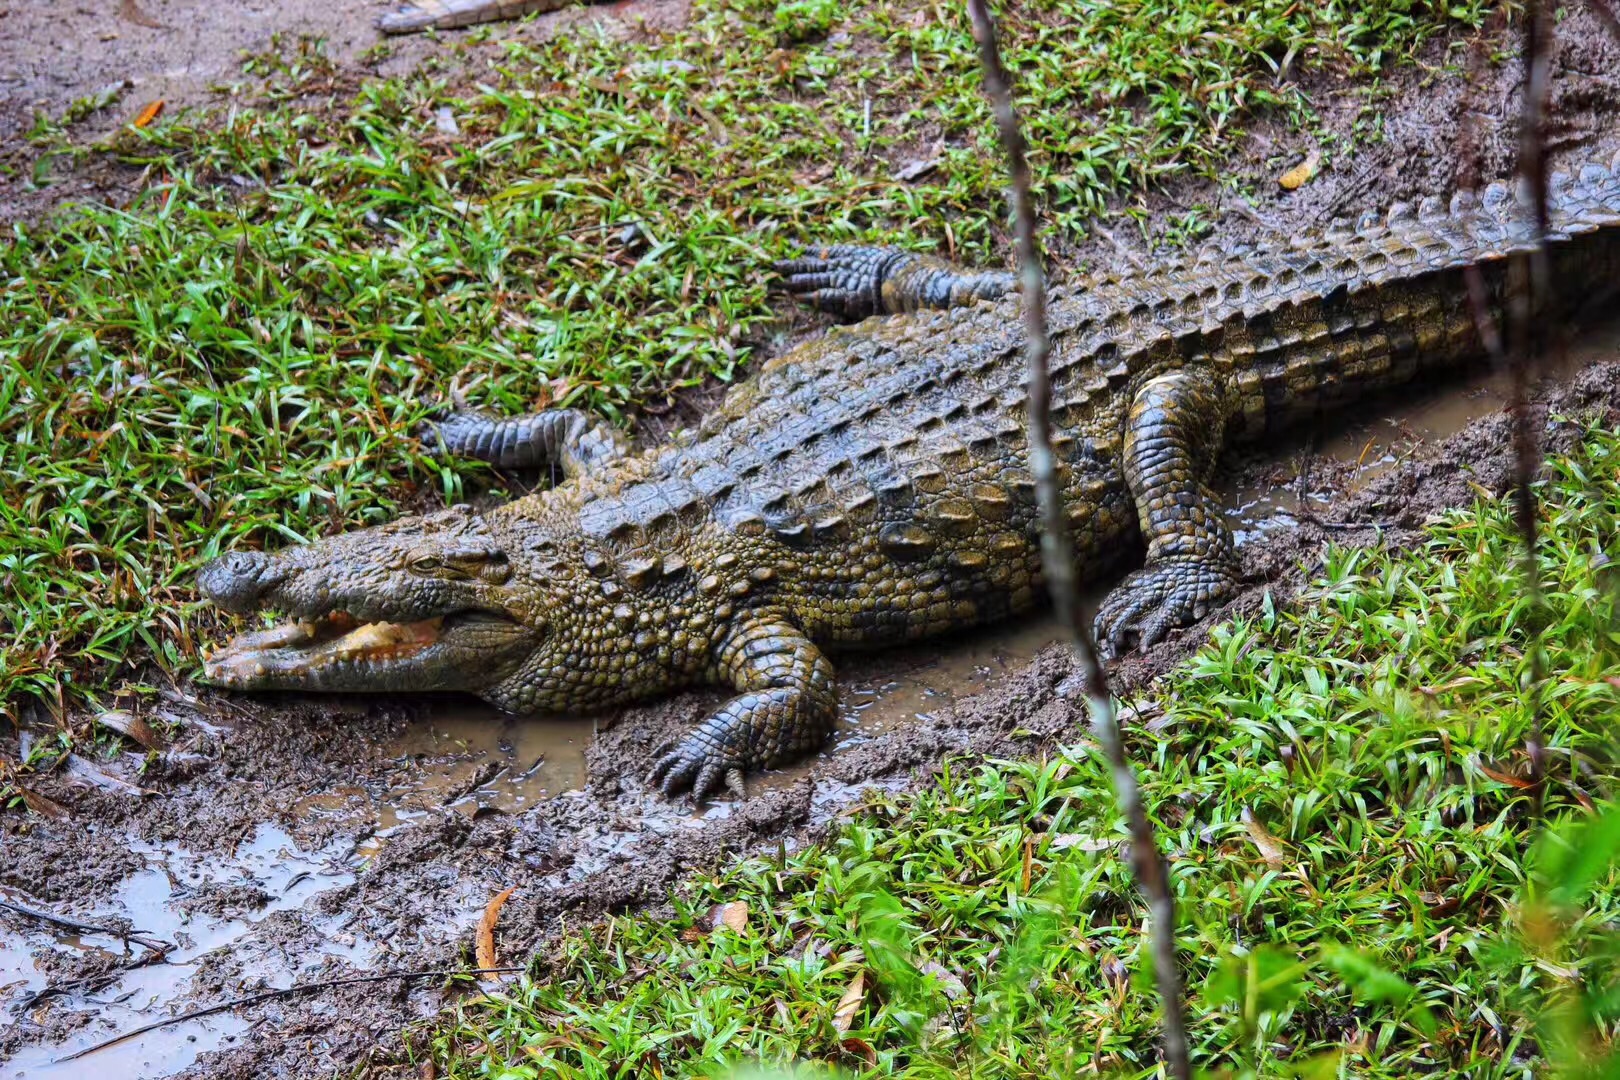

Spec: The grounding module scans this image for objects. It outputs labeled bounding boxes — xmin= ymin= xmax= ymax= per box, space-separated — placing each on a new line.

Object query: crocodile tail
xmin=1210 ymin=155 xmax=1620 ymax=437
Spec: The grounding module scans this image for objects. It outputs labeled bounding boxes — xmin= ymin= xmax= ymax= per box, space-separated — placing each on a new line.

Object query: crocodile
xmin=197 ymin=155 xmax=1620 ymax=799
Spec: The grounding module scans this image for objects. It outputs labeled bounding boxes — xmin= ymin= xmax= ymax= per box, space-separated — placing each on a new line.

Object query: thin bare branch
xmin=963 ymin=2 xmax=1190 ymax=1076
xmin=0 ymin=892 xmax=171 ymax=954
xmin=54 ymin=965 xmax=527 ymax=1063
xmin=1510 ymin=0 xmax=1553 ymax=810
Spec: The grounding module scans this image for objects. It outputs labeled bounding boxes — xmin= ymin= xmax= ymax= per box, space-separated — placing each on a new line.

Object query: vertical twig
xmin=964 ymin=2 xmax=1191 ymax=1077
xmin=1510 ymin=0 xmax=1552 ymax=811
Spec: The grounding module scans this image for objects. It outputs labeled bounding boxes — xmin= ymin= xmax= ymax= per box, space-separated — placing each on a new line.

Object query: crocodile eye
xmin=408 ymin=556 xmax=464 ymax=578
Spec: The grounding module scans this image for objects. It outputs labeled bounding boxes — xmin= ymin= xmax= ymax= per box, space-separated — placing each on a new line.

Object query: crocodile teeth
xmin=205 ymin=616 xmax=444 ymax=684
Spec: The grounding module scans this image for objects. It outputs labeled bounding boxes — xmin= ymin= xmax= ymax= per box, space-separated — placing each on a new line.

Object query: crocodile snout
xmin=197 ymin=551 xmax=287 ymax=613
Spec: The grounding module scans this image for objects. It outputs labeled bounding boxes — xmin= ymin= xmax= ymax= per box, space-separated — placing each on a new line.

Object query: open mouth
xmin=202 ymin=609 xmax=522 ymax=689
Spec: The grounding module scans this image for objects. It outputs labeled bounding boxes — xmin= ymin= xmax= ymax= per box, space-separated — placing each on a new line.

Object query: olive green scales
xmin=198 ymin=158 xmax=1620 ymax=799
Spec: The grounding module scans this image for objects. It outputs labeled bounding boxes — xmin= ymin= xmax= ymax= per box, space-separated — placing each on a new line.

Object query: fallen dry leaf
xmin=133 ymin=100 xmax=165 ymax=129
xmin=1278 ymin=149 xmax=1320 ymax=191
xmin=118 ymin=0 xmax=164 ymax=27
xmin=19 ymin=786 xmax=69 ymax=820
xmin=1478 ymin=761 xmax=1537 ymax=790
xmin=712 ymin=901 xmax=749 ymax=935
xmin=895 ymin=156 xmax=941 ymax=182
xmin=1241 ymin=806 xmax=1288 ymax=868
xmin=840 ymin=1036 xmax=878 ymax=1065
xmin=64 ymin=754 xmax=152 ymax=797
xmin=1049 ymin=833 xmax=1117 ymax=853
xmin=476 ymin=886 xmax=517 ymax=980
xmin=95 ymin=709 xmax=164 ymax=750
xmin=832 ymin=969 xmax=865 ymax=1035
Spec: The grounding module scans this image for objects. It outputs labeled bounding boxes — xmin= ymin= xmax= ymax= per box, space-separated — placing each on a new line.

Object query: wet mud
xmin=3 ymin=6 xmax=1620 ymax=1080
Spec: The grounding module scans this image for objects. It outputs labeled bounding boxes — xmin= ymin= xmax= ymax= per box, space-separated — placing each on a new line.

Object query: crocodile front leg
xmin=647 ymin=613 xmax=837 ymax=801
xmin=1094 ymin=369 xmax=1240 ymax=654
xmin=419 ymin=408 xmax=628 ymax=479
xmin=778 ymin=245 xmax=1017 ymax=319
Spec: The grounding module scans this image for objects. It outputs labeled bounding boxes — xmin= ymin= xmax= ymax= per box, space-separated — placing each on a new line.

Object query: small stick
xmin=1509 ymin=0 xmax=1553 ymax=811
xmin=54 ymin=965 xmax=527 ymax=1063
xmin=0 ymin=895 xmax=171 ymax=954
xmin=963 ymin=2 xmax=1191 ymax=1077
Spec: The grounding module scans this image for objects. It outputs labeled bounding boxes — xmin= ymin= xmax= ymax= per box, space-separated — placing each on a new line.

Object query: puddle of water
xmin=3 ymin=823 xmax=369 ymax=1080
xmin=387 ymin=703 xmax=595 ymax=815
xmin=1227 ymin=341 xmax=1601 ymax=543
xmin=835 ymin=616 xmax=1067 ymax=740
xmin=283 ymin=702 xmax=595 ymax=859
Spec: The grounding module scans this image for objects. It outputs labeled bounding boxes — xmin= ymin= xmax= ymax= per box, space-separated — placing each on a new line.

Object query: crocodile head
xmin=197 ymin=505 xmax=543 ymax=696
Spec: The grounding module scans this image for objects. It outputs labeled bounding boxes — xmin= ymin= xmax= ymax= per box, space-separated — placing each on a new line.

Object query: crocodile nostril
xmin=221 ymin=552 xmax=263 ymax=575
xmin=197 ymin=550 xmax=284 ymax=611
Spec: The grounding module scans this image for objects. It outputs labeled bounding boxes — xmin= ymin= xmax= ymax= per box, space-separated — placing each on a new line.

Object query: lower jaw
xmin=204 ymin=619 xmax=467 ymax=693
xmin=203 ymin=648 xmax=448 ymax=693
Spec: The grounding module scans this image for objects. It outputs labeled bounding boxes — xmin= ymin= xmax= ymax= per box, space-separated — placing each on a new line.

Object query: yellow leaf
xmin=477 ymin=886 xmax=517 ymax=981
xmin=133 ymin=100 xmax=165 ymax=129
xmin=832 ymin=969 xmax=865 ymax=1035
xmin=1279 ymin=150 xmax=1320 ymax=191
xmin=712 ymin=901 xmax=749 ymax=935
xmin=1241 ymin=806 xmax=1288 ymax=867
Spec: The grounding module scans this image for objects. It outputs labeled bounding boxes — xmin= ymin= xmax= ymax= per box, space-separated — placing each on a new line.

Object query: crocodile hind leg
xmin=419 ymin=407 xmax=628 ymax=480
xmin=778 ymin=245 xmax=1017 ymax=319
xmin=647 ymin=613 xmax=838 ymax=801
xmin=376 ymin=0 xmax=568 ymax=33
xmin=1093 ymin=369 xmax=1240 ymax=655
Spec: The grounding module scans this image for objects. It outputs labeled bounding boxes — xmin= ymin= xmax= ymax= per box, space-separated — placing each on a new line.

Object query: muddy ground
xmin=3 ymin=4 xmax=1620 ymax=1079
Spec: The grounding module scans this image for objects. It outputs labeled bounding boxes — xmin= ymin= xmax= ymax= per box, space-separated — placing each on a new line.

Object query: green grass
xmin=0 ymin=0 xmax=1489 ymax=718
xmin=406 ymin=421 xmax=1620 ymax=1079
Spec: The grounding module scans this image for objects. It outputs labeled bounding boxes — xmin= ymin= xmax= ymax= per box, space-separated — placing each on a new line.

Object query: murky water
xmin=3 ymin=824 xmax=367 ymax=1078
xmin=1227 ymin=344 xmax=1594 ymax=545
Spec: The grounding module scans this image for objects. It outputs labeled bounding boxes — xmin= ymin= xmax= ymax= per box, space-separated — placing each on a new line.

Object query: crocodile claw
xmin=776 ymin=245 xmax=901 ymax=319
xmin=1093 ymin=556 xmax=1239 ymax=658
xmin=647 ymin=742 xmax=748 ymax=802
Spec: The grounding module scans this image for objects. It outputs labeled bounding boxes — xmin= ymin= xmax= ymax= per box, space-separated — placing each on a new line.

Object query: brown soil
xmin=2 ymin=5 xmax=1620 ymax=1080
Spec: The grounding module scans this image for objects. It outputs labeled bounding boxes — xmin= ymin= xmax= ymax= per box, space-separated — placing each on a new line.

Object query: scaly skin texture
xmin=198 ymin=157 xmax=1620 ymax=799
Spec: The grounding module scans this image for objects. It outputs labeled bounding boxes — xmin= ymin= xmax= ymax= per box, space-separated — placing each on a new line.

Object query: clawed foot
xmin=776 ymin=245 xmax=901 ymax=319
xmin=647 ymin=737 xmax=748 ymax=802
xmin=1093 ymin=556 xmax=1239 ymax=658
